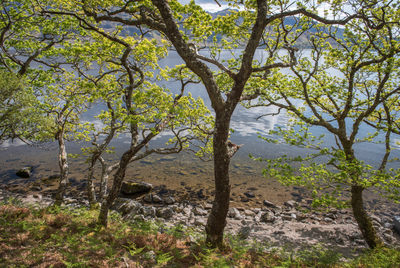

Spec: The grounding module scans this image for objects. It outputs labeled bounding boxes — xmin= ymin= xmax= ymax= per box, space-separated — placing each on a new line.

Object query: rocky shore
xmin=1 ymin=184 xmax=399 ymax=259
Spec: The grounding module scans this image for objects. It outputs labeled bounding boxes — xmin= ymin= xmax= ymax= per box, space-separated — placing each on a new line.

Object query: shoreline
xmin=1 ymin=185 xmax=399 ymax=259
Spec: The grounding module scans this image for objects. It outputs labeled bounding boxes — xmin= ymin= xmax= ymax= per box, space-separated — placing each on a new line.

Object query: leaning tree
xmin=249 ymin=0 xmax=400 ymax=248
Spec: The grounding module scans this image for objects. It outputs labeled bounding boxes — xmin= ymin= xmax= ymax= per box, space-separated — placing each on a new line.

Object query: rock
xmin=16 ymin=167 xmax=32 ymax=178
xmin=238 ymin=226 xmax=252 ymax=239
xmin=260 ymin=211 xmax=275 ymax=223
xmin=183 ymin=207 xmax=191 ymax=215
xmin=193 ymin=206 xmax=208 ymax=216
xmin=243 ymin=209 xmax=254 ymax=217
xmin=284 ymin=200 xmax=297 ymax=208
xmin=143 ymin=194 xmax=153 ymax=203
xmin=157 ymin=207 xmax=174 ymax=219
xmin=228 ymin=207 xmax=242 ymax=219
xmin=31 ymin=185 xmax=42 ymax=191
xmin=240 ymin=196 xmax=249 ymax=203
xmin=371 ymin=215 xmax=381 ymax=225
xmin=141 ymin=206 xmax=156 ymax=217
xmin=263 ymin=200 xmax=276 ymax=208
xmin=144 ymin=250 xmax=156 ymax=263
xmin=194 ymin=218 xmax=206 ymax=226
xmin=114 ymin=199 xmax=142 ymax=215
xmin=152 ymin=194 xmax=163 ymax=203
xmin=393 ymin=216 xmax=400 ymax=235
xmin=282 ymin=214 xmax=293 ymax=221
xmin=121 ymin=181 xmax=152 ymax=195
xmin=204 ymin=203 xmax=213 ymax=210
xmin=164 ymin=196 xmax=175 ymax=205
xmin=383 ymin=222 xmax=392 ymax=229
xmin=196 ymin=189 xmax=206 ymax=199
xmin=244 ymin=192 xmax=255 ymax=198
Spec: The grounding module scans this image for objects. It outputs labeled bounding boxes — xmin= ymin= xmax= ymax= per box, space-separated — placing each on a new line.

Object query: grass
xmin=0 ymin=201 xmax=399 ymax=267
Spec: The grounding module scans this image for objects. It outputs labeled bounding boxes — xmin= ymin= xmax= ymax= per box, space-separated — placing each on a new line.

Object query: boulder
xmin=121 ymin=181 xmax=152 ymax=195
xmin=113 ymin=198 xmax=142 ymax=215
xmin=16 ymin=167 xmax=32 ymax=178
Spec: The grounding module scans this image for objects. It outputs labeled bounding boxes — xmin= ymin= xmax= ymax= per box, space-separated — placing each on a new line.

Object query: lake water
xmin=1 ymin=49 xmax=399 ymax=206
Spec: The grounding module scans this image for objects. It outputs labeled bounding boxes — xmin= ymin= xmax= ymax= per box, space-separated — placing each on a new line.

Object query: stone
xmin=371 ymin=215 xmax=381 ymax=225
xmin=194 ymin=218 xmax=206 ymax=226
xmin=238 ymin=226 xmax=252 ymax=239
xmin=193 ymin=206 xmax=208 ymax=216
xmin=143 ymin=193 xmax=153 ymax=203
xmin=243 ymin=209 xmax=254 ymax=217
xmin=260 ymin=211 xmax=275 ymax=223
xmin=393 ymin=216 xmax=400 ymax=235
xmin=16 ymin=167 xmax=32 ymax=178
xmin=152 ymin=194 xmax=163 ymax=203
xmin=228 ymin=207 xmax=242 ymax=219
xmin=120 ymin=181 xmax=152 ymax=195
xmin=157 ymin=207 xmax=174 ymax=219
xmin=244 ymin=192 xmax=255 ymax=198
xmin=284 ymin=200 xmax=296 ymax=208
xmin=204 ymin=203 xmax=213 ymax=210
xmin=183 ymin=207 xmax=191 ymax=215
xmin=196 ymin=189 xmax=206 ymax=199
xmin=263 ymin=200 xmax=276 ymax=208
xmin=115 ymin=199 xmax=142 ymax=215
xmin=240 ymin=196 xmax=249 ymax=203
xmin=164 ymin=196 xmax=175 ymax=205
xmin=141 ymin=206 xmax=156 ymax=217
xmin=383 ymin=222 xmax=392 ymax=229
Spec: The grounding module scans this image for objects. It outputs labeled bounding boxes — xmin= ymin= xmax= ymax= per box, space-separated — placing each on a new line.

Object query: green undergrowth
xmin=0 ymin=200 xmax=399 ymax=267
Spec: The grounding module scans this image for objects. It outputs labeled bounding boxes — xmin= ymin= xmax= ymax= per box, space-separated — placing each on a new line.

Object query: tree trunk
xmin=98 ymin=152 xmax=132 ymax=226
xmin=205 ymin=114 xmax=231 ymax=248
xmin=54 ymin=132 xmax=68 ymax=206
xmin=87 ymin=157 xmax=98 ymax=207
xmin=351 ymin=185 xmax=383 ymax=248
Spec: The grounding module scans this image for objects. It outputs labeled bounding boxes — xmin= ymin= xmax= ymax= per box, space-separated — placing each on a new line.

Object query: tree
xmin=71 ymin=0 xmax=372 ymax=247
xmin=1 ymin=0 xmax=98 ymax=205
xmin=250 ymin=0 xmax=400 ymax=248
xmin=41 ymin=3 xmax=213 ymax=224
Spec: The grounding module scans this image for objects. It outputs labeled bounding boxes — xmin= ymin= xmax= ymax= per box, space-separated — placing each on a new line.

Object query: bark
xmin=54 ymin=131 xmax=68 ymax=206
xmin=205 ymin=114 xmax=232 ymax=247
xmin=98 ymin=151 xmax=132 ymax=226
xmin=86 ymin=156 xmax=98 ymax=207
xmin=351 ymin=185 xmax=383 ymax=248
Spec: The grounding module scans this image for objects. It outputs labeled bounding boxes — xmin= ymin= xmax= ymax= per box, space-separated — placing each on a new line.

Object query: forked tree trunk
xmin=54 ymin=131 xmax=69 ymax=206
xmin=351 ymin=185 xmax=383 ymax=248
xmin=205 ymin=114 xmax=231 ymax=247
xmin=98 ymin=152 xmax=132 ymax=226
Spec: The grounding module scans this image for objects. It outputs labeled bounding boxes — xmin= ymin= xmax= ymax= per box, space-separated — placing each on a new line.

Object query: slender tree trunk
xmin=87 ymin=156 xmax=98 ymax=207
xmin=351 ymin=185 xmax=383 ymax=248
xmin=54 ymin=132 xmax=69 ymax=206
xmin=98 ymin=157 xmax=108 ymax=202
xmin=98 ymin=152 xmax=132 ymax=226
xmin=205 ymin=113 xmax=231 ymax=247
